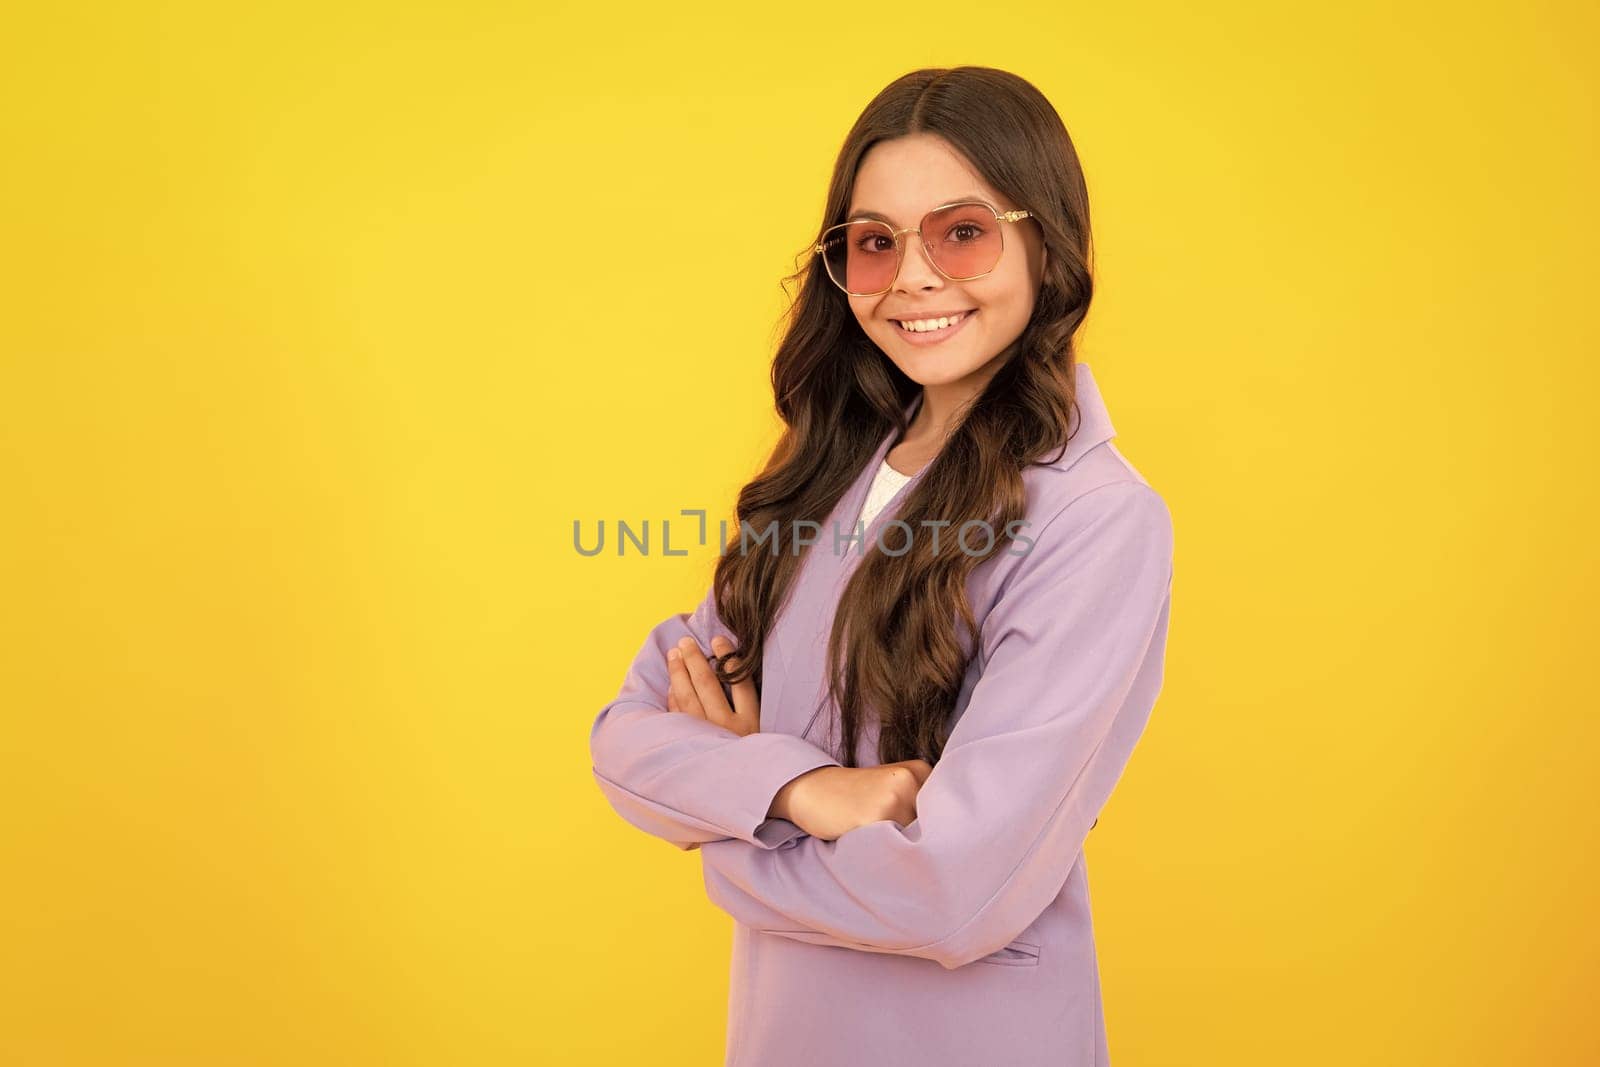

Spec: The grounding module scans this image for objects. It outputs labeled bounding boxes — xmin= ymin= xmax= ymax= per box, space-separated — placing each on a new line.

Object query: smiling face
xmin=844 ymin=133 xmax=1048 ymax=391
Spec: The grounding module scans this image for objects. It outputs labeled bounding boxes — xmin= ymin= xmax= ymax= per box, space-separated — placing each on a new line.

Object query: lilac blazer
xmin=590 ymin=361 xmax=1175 ymax=1067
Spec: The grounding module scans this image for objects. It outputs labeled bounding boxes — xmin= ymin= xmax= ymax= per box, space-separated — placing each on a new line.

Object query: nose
xmin=894 ymin=231 xmax=944 ymax=292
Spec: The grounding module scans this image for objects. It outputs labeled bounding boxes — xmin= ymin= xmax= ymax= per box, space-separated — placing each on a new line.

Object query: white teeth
xmin=896 ymin=312 xmax=967 ymax=333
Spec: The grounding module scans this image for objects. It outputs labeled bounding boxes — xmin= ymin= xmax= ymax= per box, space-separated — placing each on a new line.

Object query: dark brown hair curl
xmin=712 ymin=66 xmax=1095 ymax=768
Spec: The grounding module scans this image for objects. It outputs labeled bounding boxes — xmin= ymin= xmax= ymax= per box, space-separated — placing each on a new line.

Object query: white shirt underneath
xmin=856 ymin=458 xmax=915 ymax=529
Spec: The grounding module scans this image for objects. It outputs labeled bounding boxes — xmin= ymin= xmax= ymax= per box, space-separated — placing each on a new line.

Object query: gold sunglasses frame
xmin=813 ymin=200 xmax=1036 ymax=297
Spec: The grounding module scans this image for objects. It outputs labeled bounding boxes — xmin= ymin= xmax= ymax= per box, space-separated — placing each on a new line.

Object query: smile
xmin=890 ymin=310 xmax=976 ymax=345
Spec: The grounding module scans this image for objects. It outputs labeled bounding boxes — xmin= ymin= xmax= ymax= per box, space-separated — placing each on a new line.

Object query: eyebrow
xmin=845 ymin=194 xmax=995 ymax=224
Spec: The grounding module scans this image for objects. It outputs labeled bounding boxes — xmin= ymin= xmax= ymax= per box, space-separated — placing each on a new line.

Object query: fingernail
xmin=667 ymin=648 xmax=680 ymax=662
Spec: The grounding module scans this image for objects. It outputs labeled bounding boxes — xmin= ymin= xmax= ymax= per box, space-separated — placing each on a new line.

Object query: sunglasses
xmin=813 ymin=199 xmax=1036 ymax=297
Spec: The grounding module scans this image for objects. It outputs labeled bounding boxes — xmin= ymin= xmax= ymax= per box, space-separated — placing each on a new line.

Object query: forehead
xmin=847 ymin=134 xmax=1010 ymax=223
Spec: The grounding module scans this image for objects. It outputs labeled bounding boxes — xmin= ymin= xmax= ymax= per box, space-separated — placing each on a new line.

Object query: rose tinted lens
xmin=822 ymin=221 xmax=897 ymax=294
xmin=924 ymin=203 xmax=1003 ymax=279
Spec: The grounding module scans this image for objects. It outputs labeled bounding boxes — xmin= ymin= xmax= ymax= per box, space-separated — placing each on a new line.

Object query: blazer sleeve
xmin=696 ymin=481 xmax=1175 ymax=968
xmin=589 ymin=582 xmax=844 ymax=851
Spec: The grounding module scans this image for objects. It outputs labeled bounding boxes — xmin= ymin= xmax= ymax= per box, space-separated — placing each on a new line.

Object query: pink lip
xmin=890 ymin=309 xmax=977 ymax=347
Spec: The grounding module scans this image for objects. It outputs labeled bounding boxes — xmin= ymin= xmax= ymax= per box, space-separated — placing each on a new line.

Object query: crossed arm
xmin=588 ymin=482 xmax=1175 ymax=970
xmin=588 ymin=581 xmax=842 ymax=851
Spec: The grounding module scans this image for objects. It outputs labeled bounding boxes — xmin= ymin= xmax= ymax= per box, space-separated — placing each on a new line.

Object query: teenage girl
xmin=590 ymin=65 xmax=1175 ymax=1067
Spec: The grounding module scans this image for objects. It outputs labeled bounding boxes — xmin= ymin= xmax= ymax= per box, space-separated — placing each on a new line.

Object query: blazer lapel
xmin=760 ymin=392 xmax=924 ymax=739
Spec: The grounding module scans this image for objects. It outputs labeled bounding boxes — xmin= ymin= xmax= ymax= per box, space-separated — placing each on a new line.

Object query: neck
xmin=905 ymin=349 xmax=1012 ymax=446
xmin=907 ymin=385 xmax=969 ymax=445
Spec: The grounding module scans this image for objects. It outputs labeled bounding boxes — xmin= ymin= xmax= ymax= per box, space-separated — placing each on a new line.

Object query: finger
xmin=713 ymin=636 xmax=759 ymax=727
xmin=666 ymin=647 xmax=705 ymax=718
xmin=678 ymin=636 xmax=733 ymax=728
xmin=677 ymin=636 xmax=734 ymax=729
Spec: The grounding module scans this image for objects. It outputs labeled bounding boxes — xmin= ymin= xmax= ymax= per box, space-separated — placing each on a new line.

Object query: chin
xmin=875 ymin=338 xmax=999 ymax=387
xmin=892 ymin=360 xmax=987 ymax=388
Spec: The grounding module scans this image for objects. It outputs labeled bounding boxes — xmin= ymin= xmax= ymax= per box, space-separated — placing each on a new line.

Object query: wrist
xmin=769 ymin=765 xmax=830 ymax=821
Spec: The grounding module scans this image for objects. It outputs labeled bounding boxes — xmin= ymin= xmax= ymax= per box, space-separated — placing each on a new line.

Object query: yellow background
xmin=3 ymin=2 xmax=1596 ymax=1064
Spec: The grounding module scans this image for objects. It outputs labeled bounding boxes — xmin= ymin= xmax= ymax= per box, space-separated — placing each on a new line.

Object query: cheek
xmin=979 ymin=268 xmax=1036 ymax=319
xmin=849 ymin=303 xmax=880 ymax=333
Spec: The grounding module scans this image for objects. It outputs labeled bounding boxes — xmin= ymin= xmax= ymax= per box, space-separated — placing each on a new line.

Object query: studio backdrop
xmin=2 ymin=3 xmax=1596 ymax=1065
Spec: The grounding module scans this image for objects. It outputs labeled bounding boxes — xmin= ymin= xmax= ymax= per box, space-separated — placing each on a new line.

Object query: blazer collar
xmin=1044 ymin=360 xmax=1117 ymax=471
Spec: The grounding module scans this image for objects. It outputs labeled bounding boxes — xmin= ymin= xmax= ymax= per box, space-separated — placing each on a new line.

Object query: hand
xmin=665 ymin=634 xmax=760 ymax=737
xmin=769 ymin=759 xmax=934 ymax=841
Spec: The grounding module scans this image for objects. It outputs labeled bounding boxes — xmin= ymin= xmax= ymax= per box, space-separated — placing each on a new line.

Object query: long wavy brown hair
xmin=709 ymin=66 xmax=1096 ymax=768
